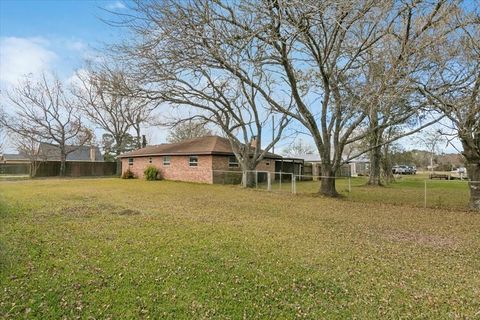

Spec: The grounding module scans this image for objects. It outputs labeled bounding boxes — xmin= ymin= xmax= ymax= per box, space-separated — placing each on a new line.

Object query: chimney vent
xmin=250 ymin=135 xmax=257 ymax=148
xmin=90 ymin=146 xmax=96 ymax=162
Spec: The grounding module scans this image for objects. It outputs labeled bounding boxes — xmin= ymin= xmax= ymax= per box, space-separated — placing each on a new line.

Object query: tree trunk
xmin=30 ymin=161 xmax=38 ymax=178
xmin=30 ymin=162 xmax=35 ymax=178
xmin=465 ymin=156 xmax=480 ymax=210
xmin=368 ymin=145 xmax=383 ymax=186
xmin=135 ymin=126 xmax=141 ymax=149
xmin=319 ymin=163 xmax=339 ymax=197
xmin=241 ymin=160 xmax=257 ymax=188
xmin=59 ymin=150 xmax=66 ymax=177
xmin=381 ymin=144 xmax=395 ymax=184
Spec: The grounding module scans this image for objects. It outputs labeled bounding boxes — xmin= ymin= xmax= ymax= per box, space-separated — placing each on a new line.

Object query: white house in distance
xmin=295 ymin=154 xmax=370 ymax=177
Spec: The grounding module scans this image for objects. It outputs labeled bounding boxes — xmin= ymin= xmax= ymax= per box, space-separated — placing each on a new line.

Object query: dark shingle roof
xmin=38 ymin=143 xmax=103 ymax=161
xmin=1 ymin=153 xmax=29 ymax=161
xmin=118 ymin=135 xmax=281 ymax=159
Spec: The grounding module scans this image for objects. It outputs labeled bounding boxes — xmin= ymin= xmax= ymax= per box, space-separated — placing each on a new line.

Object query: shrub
xmin=121 ymin=168 xmax=136 ymax=179
xmin=144 ymin=165 xmax=161 ymax=181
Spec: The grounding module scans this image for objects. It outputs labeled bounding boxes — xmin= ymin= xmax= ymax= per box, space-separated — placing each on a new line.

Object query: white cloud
xmin=65 ymin=68 xmax=90 ymax=87
xmin=105 ymin=1 xmax=126 ymax=10
xmin=65 ymin=40 xmax=87 ymax=52
xmin=0 ymin=37 xmax=57 ymax=87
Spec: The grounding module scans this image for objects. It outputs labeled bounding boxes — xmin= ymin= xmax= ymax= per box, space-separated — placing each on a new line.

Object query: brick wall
xmin=211 ymin=155 xmax=276 ymax=173
xmin=211 ymin=155 xmax=277 ymax=183
xmin=122 ymin=154 xmax=278 ymax=184
xmin=121 ymin=155 xmax=213 ymax=183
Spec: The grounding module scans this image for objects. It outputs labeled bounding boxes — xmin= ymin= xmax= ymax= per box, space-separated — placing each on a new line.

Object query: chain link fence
xmin=212 ymin=170 xmax=476 ymax=210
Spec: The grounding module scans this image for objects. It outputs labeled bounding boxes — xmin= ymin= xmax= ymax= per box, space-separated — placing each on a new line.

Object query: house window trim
xmin=228 ymin=155 xmax=239 ymax=168
xmin=163 ymin=156 xmax=171 ymax=166
xmin=189 ymin=155 xmax=198 ymax=167
xmin=128 ymin=158 xmax=134 ymax=166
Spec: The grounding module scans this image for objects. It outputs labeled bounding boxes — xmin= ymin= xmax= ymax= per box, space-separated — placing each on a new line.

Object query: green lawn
xmin=294 ymin=174 xmax=471 ymax=210
xmin=1 ymin=178 xmax=479 ymax=319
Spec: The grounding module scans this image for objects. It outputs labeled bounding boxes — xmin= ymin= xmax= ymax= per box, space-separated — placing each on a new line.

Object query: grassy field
xmin=1 ymin=178 xmax=479 ymax=319
xmin=260 ymin=173 xmax=471 ymax=210
xmin=295 ymin=174 xmax=471 ymax=210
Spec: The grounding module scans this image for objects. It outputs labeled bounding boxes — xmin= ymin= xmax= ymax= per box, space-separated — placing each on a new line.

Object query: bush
xmin=144 ymin=165 xmax=162 ymax=181
xmin=121 ymin=168 xmax=136 ymax=179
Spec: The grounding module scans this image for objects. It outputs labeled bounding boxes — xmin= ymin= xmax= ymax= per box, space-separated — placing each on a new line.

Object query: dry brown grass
xmin=1 ymin=178 xmax=479 ymax=319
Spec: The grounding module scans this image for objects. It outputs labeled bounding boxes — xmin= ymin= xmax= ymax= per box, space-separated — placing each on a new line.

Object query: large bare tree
xmin=113 ymin=0 xmax=292 ymax=186
xmin=74 ymin=70 xmax=135 ymax=155
xmin=119 ymin=0 xmax=454 ymax=195
xmin=112 ymin=0 xmax=462 ymax=195
xmin=0 ymin=74 xmax=92 ymax=176
xmin=416 ymin=8 xmax=480 ymax=209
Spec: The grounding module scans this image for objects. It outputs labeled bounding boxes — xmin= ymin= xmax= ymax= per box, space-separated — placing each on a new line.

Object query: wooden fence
xmin=0 ymin=161 xmax=120 ymax=177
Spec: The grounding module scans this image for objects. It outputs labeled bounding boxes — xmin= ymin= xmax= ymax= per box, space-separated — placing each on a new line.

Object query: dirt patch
xmin=384 ymin=230 xmax=458 ymax=248
xmin=114 ymin=209 xmax=141 ymax=216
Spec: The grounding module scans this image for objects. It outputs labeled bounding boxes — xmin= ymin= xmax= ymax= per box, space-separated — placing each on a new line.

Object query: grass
xmin=265 ymin=173 xmax=471 ymax=210
xmin=1 ymin=178 xmax=479 ymax=319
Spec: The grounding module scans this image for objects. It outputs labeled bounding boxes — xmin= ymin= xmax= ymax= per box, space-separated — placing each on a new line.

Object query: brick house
xmin=118 ymin=135 xmax=281 ymax=183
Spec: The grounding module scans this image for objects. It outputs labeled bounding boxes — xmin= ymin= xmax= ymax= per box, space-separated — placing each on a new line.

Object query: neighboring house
xmin=118 ymin=135 xmax=282 ymax=184
xmin=348 ymin=158 xmax=370 ymax=177
xmin=1 ymin=143 xmax=108 ymax=177
xmin=38 ymin=143 xmax=103 ymax=162
xmin=0 ymin=153 xmax=30 ymax=164
xmin=1 ymin=143 xmax=103 ymax=163
xmin=296 ymin=153 xmax=368 ymax=177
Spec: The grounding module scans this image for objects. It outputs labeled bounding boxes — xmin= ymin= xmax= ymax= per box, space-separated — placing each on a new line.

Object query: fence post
xmin=424 ymin=180 xmax=427 ymax=208
xmin=292 ymin=175 xmax=297 ymax=194
xmin=267 ymin=172 xmax=271 ymax=191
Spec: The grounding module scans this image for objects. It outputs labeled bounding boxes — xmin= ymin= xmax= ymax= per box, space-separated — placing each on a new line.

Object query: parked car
xmin=392 ymin=165 xmax=415 ymax=175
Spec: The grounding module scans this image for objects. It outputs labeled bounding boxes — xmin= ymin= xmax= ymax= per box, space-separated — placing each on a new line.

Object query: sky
xmin=0 ymin=0 xmax=175 ymax=151
xmin=0 ymin=0 xmax=466 ymax=155
xmin=0 ymin=0 xmax=122 ymax=83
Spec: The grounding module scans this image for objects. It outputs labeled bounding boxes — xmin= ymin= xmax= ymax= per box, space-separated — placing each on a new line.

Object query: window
xmin=228 ymin=156 xmax=239 ymax=168
xmin=149 ymin=157 xmax=152 ymax=163
xmin=266 ymin=161 xmax=270 ymax=166
xmin=189 ymin=156 xmax=198 ymax=167
xmin=128 ymin=158 xmax=133 ymax=166
xmin=163 ymin=156 xmax=171 ymax=166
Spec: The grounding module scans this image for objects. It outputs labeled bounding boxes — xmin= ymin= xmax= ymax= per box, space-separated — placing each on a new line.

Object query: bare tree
xmin=12 ymin=134 xmax=46 ymax=177
xmin=124 ymin=100 xmax=156 ymax=149
xmin=415 ymin=129 xmax=447 ymax=172
xmin=110 ymin=0 xmax=458 ymax=195
xmin=73 ymin=70 xmax=134 ymax=155
xmin=0 ymin=74 xmax=92 ymax=176
xmin=113 ymin=0 xmax=291 ymax=186
xmin=0 ymin=128 xmax=4 ymax=154
xmin=257 ymin=0 xmax=452 ymax=194
xmin=281 ymin=139 xmax=314 ymax=157
xmin=416 ymin=8 xmax=480 ymax=209
xmin=167 ymin=120 xmax=213 ymax=143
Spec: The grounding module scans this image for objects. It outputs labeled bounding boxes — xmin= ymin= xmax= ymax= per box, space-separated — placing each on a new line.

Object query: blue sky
xmin=0 ymin=0 xmax=172 ymax=148
xmin=0 ymin=0 xmax=125 ymax=85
